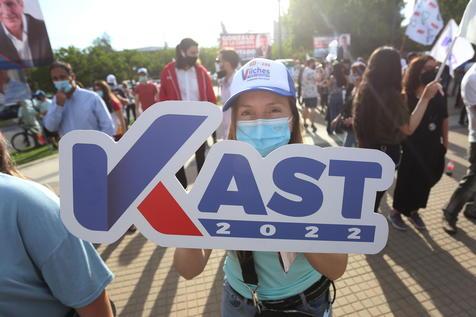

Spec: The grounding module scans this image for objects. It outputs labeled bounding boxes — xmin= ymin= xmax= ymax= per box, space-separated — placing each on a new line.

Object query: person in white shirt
xmin=442 ymin=63 xmax=476 ymax=234
xmin=158 ymin=38 xmax=217 ymax=189
xmin=301 ymin=58 xmax=320 ymax=132
xmin=216 ymin=49 xmax=240 ymax=140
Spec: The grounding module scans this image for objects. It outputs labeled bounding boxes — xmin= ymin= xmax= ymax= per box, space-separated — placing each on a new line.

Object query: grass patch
xmin=12 ymin=145 xmax=57 ymax=166
xmin=0 ymin=118 xmax=16 ymax=128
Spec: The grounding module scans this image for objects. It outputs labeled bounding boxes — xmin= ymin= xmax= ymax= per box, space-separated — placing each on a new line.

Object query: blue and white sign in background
xmin=60 ymin=101 xmax=394 ymax=254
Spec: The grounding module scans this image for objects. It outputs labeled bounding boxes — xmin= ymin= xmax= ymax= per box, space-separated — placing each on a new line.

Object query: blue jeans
xmin=220 ymin=281 xmax=332 ymax=317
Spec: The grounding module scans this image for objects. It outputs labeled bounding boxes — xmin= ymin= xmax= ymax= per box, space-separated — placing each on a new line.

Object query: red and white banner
xmin=220 ymin=33 xmax=271 ymax=61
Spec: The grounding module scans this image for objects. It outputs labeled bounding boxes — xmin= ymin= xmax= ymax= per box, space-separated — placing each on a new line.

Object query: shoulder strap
xmin=238 ymin=251 xmax=259 ymax=285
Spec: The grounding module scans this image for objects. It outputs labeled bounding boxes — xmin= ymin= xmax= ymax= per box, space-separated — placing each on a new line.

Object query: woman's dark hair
xmin=0 ymin=132 xmax=23 ymax=178
xmin=332 ymin=62 xmax=348 ymax=87
xmin=227 ymin=95 xmax=302 ymax=263
xmin=353 ymin=46 xmax=405 ymax=147
xmin=94 ymin=80 xmax=119 ymax=113
xmin=403 ymin=55 xmax=435 ymax=100
xmin=220 ymin=49 xmax=240 ymax=69
xmin=175 ymin=38 xmax=198 ymax=69
xmin=361 ymin=46 xmax=402 ymax=92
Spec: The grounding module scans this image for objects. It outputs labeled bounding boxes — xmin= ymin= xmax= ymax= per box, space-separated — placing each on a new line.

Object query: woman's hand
xmin=421 ymin=81 xmax=444 ymax=101
xmin=304 ymin=253 xmax=348 ymax=281
xmin=173 ymin=248 xmax=212 ymax=280
xmin=343 ymin=117 xmax=353 ymax=127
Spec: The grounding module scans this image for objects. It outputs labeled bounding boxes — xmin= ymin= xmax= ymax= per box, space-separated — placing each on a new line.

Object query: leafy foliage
xmin=284 ymin=0 xmax=405 ymax=58
xmin=439 ymin=0 xmax=470 ymax=23
xmin=26 ymin=35 xmax=218 ymax=93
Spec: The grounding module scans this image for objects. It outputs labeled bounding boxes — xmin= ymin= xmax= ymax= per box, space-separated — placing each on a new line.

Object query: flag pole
xmin=434 ymin=37 xmax=457 ymax=81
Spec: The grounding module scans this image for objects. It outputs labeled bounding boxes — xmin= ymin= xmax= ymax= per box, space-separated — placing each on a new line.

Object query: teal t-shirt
xmin=0 ymin=173 xmax=114 ymax=317
xmin=224 ymin=251 xmax=321 ymax=301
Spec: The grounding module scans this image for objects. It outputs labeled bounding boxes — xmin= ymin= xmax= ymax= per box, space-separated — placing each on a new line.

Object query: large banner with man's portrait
xmin=0 ymin=0 xmax=54 ymax=69
xmin=220 ymin=33 xmax=272 ymax=62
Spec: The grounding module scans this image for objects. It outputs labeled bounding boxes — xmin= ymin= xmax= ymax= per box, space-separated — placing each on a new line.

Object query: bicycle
xmin=10 ymin=127 xmax=40 ymax=153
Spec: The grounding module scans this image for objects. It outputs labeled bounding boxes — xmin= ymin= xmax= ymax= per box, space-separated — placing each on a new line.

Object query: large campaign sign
xmin=0 ymin=0 xmax=53 ymax=69
xmin=60 ymin=101 xmax=393 ymax=254
xmin=313 ymin=34 xmax=351 ymax=60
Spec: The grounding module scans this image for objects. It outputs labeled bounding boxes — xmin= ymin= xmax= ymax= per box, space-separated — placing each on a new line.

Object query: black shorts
xmin=303 ymin=97 xmax=318 ymax=108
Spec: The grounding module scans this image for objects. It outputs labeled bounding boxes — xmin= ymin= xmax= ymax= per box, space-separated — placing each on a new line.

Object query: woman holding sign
xmin=174 ymin=59 xmax=347 ymax=316
xmin=353 ymin=47 xmax=443 ymax=213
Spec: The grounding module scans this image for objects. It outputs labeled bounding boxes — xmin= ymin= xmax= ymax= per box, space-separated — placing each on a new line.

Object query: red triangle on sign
xmin=138 ymin=182 xmax=202 ymax=236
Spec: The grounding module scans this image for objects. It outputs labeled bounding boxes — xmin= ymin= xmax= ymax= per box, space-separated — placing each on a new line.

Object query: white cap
xmin=223 ymin=58 xmax=296 ymax=111
xmin=106 ymin=74 xmax=117 ymax=86
xmin=137 ymin=67 xmax=148 ymax=75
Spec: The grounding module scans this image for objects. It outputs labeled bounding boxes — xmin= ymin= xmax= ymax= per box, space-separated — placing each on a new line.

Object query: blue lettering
xmin=267 ymin=157 xmax=325 ymax=217
xmin=198 ymin=154 xmax=267 ymax=215
xmin=329 ymin=160 xmax=382 ymax=219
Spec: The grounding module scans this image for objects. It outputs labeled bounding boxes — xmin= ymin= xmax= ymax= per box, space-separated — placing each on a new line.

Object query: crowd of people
xmin=1 ymin=35 xmax=476 ymax=316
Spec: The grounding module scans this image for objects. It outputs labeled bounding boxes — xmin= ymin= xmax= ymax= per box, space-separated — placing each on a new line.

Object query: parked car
xmin=0 ymin=103 xmax=20 ymax=121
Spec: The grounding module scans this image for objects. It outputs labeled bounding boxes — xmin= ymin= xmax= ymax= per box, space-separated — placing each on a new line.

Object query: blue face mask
xmin=96 ymin=90 xmax=104 ymax=98
xmin=54 ymin=80 xmax=73 ymax=93
xmin=236 ymin=117 xmax=291 ymax=157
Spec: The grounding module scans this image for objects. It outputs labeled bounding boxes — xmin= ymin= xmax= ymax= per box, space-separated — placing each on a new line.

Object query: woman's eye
xmin=271 ymin=108 xmax=282 ymax=113
xmin=240 ymin=110 xmax=251 ymax=116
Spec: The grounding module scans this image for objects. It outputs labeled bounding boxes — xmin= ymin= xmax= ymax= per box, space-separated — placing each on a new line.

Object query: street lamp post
xmin=278 ymin=0 xmax=283 ymax=59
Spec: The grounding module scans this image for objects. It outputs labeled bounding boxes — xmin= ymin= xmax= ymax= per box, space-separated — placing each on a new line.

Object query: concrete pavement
xmin=20 ymin=108 xmax=476 ymax=317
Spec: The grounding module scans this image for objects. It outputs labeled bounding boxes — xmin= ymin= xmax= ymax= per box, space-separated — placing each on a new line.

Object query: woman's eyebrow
xmin=237 ymin=104 xmax=253 ymax=109
xmin=265 ymin=101 xmax=285 ymax=107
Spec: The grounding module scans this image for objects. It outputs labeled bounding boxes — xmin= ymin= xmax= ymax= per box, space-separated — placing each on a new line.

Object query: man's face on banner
xmin=0 ymin=0 xmax=24 ymax=32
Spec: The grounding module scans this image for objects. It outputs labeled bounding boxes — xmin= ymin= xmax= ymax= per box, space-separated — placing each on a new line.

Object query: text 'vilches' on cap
xmin=223 ymin=58 xmax=296 ymax=112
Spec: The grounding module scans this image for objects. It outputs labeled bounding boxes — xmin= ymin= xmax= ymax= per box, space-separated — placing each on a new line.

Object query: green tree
xmin=26 ymin=35 xmax=220 ymax=93
xmin=284 ymin=0 xmax=404 ymax=58
xmin=439 ymin=0 xmax=470 ymax=23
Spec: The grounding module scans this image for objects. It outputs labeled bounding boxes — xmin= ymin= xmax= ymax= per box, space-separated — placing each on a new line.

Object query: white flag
xmin=431 ymin=19 xmax=475 ymax=76
xmin=406 ymin=0 xmax=444 ymax=45
xmin=458 ymin=0 xmax=476 ymax=44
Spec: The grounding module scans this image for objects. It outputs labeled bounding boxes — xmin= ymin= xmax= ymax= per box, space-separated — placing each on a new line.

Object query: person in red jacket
xmin=159 ymin=38 xmax=217 ymax=189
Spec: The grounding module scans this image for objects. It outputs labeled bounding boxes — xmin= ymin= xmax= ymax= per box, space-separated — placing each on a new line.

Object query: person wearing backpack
xmin=173 ymin=59 xmax=347 ymax=317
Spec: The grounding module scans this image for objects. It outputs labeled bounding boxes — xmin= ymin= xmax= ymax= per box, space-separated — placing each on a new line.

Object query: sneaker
xmin=304 ymin=123 xmax=309 ymax=130
xmin=442 ymin=216 xmax=457 ymax=235
xmin=463 ymin=205 xmax=476 ymax=220
xmin=311 ymin=124 xmax=317 ymax=133
xmin=387 ymin=212 xmax=408 ymax=231
xmin=409 ymin=211 xmax=426 ymax=230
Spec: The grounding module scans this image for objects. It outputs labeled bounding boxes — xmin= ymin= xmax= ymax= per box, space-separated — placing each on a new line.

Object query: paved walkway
xmin=20 ymin=107 xmax=476 ymax=317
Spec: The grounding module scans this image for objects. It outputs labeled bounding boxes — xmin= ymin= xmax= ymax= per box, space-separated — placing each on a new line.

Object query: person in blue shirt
xmin=0 ymin=132 xmax=115 ymax=317
xmin=44 ymin=61 xmax=115 ymax=137
xmin=173 ymin=59 xmax=348 ymax=316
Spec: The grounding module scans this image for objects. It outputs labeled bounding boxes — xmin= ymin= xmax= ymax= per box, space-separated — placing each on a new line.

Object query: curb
xmin=18 ymin=152 xmax=59 ymax=169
